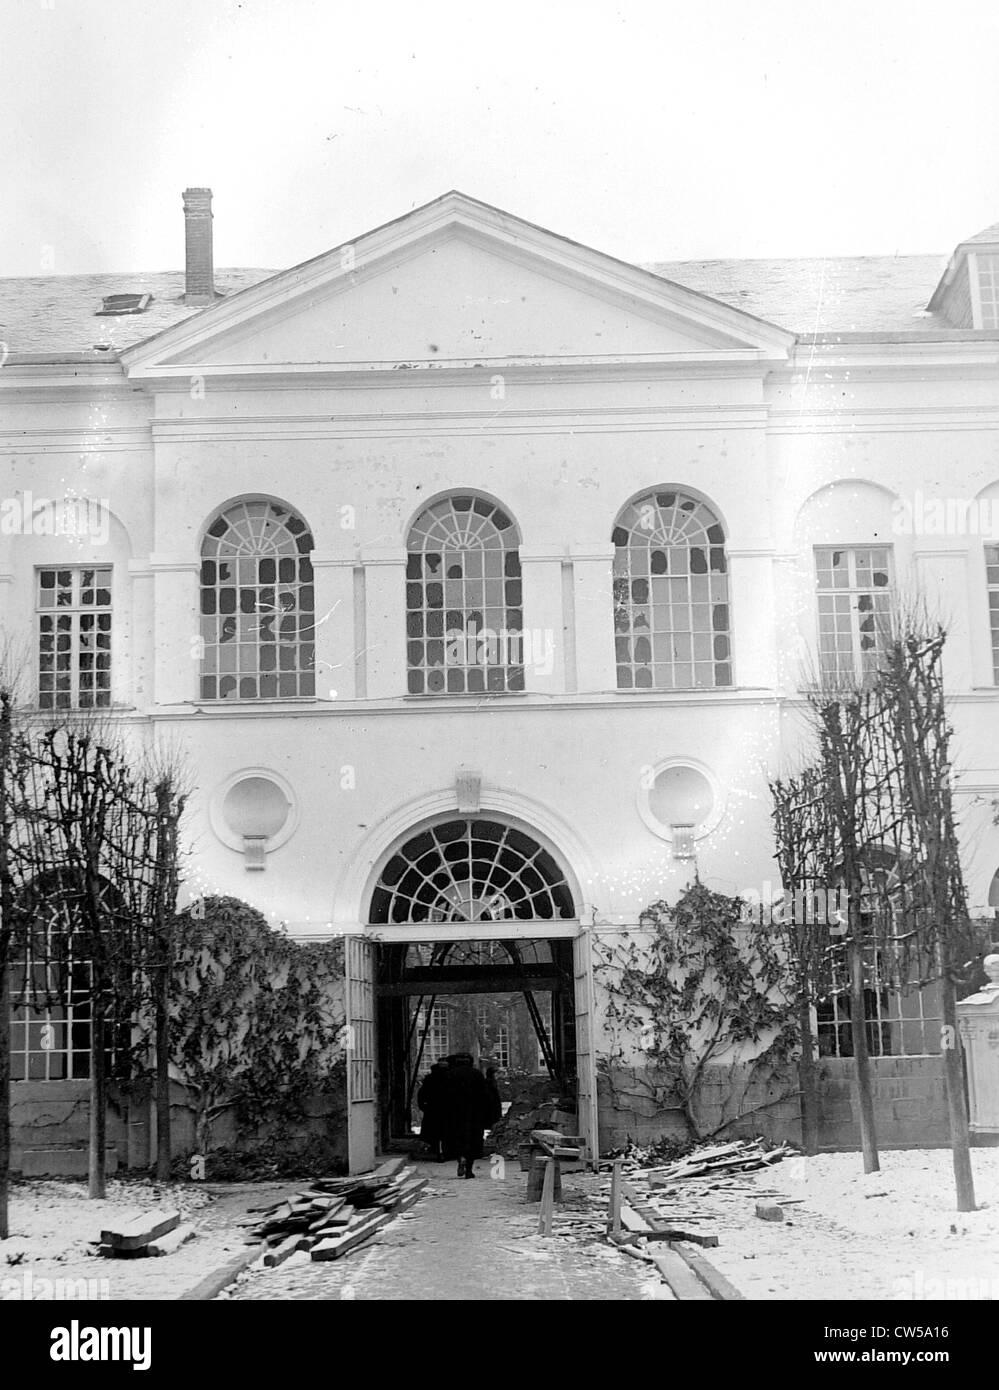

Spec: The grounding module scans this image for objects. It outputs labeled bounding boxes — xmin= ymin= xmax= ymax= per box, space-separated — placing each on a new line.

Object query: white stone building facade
xmin=3 ymin=192 xmax=999 ymax=1168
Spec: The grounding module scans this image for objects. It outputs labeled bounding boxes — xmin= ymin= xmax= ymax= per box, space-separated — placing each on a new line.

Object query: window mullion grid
xmin=987 ymin=545 xmax=999 ymax=683
xmin=848 ymin=550 xmax=867 ymax=684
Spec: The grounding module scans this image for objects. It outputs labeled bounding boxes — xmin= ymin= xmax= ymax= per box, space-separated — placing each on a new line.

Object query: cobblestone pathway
xmin=222 ymin=1161 xmax=658 ymax=1301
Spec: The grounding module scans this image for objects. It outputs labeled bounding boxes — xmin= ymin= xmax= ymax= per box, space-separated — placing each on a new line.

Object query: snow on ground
xmin=2 ymin=1153 xmax=997 ymax=1302
xmin=0 ymin=1179 xmax=293 ymax=1300
xmin=643 ymin=1148 xmax=999 ymax=1301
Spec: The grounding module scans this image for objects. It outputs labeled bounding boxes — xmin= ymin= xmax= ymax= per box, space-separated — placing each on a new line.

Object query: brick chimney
xmin=182 ymin=187 xmax=215 ymax=304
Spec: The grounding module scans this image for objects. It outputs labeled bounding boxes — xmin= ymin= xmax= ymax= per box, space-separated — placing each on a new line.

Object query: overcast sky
xmin=3 ymin=0 xmax=999 ymax=277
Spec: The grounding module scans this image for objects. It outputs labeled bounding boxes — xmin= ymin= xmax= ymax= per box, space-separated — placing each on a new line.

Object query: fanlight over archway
xmin=369 ymin=818 xmax=576 ymax=925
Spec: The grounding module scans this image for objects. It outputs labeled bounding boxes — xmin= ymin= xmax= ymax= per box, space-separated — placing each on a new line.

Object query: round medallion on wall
xmin=637 ymin=758 xmax=724 ymax=846
xmin=210 ymin=769 xmax=298 ymax=866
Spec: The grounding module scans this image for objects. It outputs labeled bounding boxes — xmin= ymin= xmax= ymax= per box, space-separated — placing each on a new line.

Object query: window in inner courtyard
xmin=414 ymin=1001 xmax=450 ymax=1065
xmin=986 ymin=544 xmax=999 ymax=682
xmin=200 ymin=500 xmax=315 ymax=700
xmin=37 ymin=567 xmax=112 ymax=710
xmin=406 ymin=495 xmax=523 ymax=695
xmin=815 ymin=546 xmax=893 ymax=686
xmin=475 ymin=1000 xmax=511 ymax=1068
xmin=612 ymin=491 xmax=732 ymax=690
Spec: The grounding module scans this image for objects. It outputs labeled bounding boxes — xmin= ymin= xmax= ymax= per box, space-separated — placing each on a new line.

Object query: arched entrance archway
xmin=345 ymin=815 xmax=597 ymax=1173
xmin=370 ymin=817 xmax=576 ymax=925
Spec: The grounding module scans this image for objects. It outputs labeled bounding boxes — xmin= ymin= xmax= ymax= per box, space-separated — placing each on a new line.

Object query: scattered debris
xmin=755 ymin=1202 xmax=785 ymax=1223
xmin=239 ymin=1157 xmax=427 ymax=1265
xmin=644 ymin=1139 xmax=795 ymax=1183
xmin=604 ymin=1136 xmax=692 ymax=1169
xmin=488 ymin=1077 xmax=577 ymax=1155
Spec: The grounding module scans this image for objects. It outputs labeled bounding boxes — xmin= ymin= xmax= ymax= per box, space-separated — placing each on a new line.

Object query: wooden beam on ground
xmin=100 ymin=1209 xmax=181 ymax=1252
xmin=366 ymin=1156 xmax=410 ymax=1181
xmin=311 ymin=1211 xmax=393 ymax=1261
xmin=148 ymin=1223 xmax=195 ymax=1257
xmin=672 ymin=1242 xmax=745 ymax=1301
xmin=611 ymin=1228 xmax=719 ymax=1248
xmin=617 ymin=1207 xmax=713 ymax=1300
xmin=263 ymin=1233 xmax=307 ymax=1268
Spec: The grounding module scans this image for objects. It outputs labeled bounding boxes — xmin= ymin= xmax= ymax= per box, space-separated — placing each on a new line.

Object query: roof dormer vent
xmin=95 ymin=292 xmax=152 ymax=316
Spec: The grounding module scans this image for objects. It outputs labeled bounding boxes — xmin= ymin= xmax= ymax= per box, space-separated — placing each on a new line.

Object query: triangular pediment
xmin=122 ymin=193 xmax=792 ymax=378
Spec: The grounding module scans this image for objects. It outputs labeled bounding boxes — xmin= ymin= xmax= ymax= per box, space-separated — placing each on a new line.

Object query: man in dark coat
xmin=484 ymin=1067 xmax=504 ymax=1128
xmin=439 ymin=1053 xmax=493 ymax=1178
xmin=416 ymin=1059 xmax=449 ymax=1160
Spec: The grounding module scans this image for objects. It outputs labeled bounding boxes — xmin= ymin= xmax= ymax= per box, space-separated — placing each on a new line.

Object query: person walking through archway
xmin=440 ymin=1053 xmax=492 ymax=1178
xmin=416 ymin=1059 xmax=450 ymax=1160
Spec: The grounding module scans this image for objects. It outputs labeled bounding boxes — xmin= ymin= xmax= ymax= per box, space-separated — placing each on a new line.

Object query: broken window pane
xmin=200 ymin=500 xmax=315 ymax=700
xmin=405 ymin=496 xmax=524 ymax=695
xmin=611 ymin=492 xmax=732 ymax=691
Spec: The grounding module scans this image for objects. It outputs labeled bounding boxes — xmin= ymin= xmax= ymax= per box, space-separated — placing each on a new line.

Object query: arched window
xmin=406 ymin=495 xmax=522 ymax=695
xmin=370 ymin=819 xmax=575 ymax=924
xmin=200 ymin=500 xmax=315 ymax=700
xmin=9 ymin=874 xmax=121 ymax=1082
xmin=612 ymin=490 xmax=732 ymax=690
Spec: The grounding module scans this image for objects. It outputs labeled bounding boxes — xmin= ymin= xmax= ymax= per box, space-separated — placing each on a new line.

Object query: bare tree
xmin=0 ymin=634 xmax=30 ymax=1239
xmin=773 ymin=612 xmax=977 ymax=1206
xmin=8 ymin=712 xmax=187 ymax=1198
xmin=768 ymin=764 xmax=840 ymax=1156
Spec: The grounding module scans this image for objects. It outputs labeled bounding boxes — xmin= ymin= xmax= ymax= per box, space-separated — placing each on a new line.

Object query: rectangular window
xmin=37 ymin=567 xmax=112 ymax=710
xmin=815 ymin=942 xmax=942 ymax=1059
xmin=979 ymin=254 xmax=999 ymax=330
xmin=414 ymin=1002 xmax=450 ymax=1066
xmin=494 ymin=1022 xmax=510 ymax=1070
xmin=815 ymin=546 xmax=893 ymax=686
xmin=476 ymin=1001 xmax=511 ymax=1069
xmin=9 ymin=930 xmax=93 ymax=1081
xmin=536 ymin=995 xmax=555 ymax=1073
xmin=987 ymin=545 xmax=999 ymax=683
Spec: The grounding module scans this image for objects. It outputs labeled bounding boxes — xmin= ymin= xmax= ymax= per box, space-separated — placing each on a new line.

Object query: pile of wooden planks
xmin=644 ymin=1139 xmax=794 ymax=1184
xmin=97 ymin=1209 xmax=195 ymax=1259
xmin=240 ymin=1158 xmax=427 ymax=1267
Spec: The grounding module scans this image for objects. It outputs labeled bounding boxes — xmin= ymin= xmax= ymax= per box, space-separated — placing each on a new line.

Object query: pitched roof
xmin=0 ymin=269 xmax=273 ymax=356
xmin=0 ymin=250 xmax=967 ymax=358
xmin=961 ymin=222 xmax=999 ymax=247
xmin=643 ymin=254 xmax=950 ymax=335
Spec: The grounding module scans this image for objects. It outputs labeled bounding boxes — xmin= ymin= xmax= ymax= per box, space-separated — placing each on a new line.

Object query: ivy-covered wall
xmin=589 ymin=883 xmax=955 ymax=1153
xmin=596 ymin=1057 xmax=951 ymax=1153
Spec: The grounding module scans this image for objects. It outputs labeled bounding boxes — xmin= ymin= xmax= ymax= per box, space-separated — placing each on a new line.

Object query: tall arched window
xmin=200 ymin=499 xmax=315 ymax=700
xmin=612 ymin=490 xmax=732 ymax=690
xmin=406 ymin=495 xmax=523 ymax=695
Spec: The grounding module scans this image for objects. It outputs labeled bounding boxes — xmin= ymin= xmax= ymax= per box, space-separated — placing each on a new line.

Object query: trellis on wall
xmin=770 ymin=622 xmax=978 ymax=1205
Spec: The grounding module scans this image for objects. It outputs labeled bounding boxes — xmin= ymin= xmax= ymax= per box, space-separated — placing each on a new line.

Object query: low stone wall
xmin=166 ymin=1082 xmax=348 ymax=1175
xmin=10 ymin=1080 xmax=132 ymax=1175
xmin=597 ymin=1054 xmax=951 ymax=1153
xmin=814 ymin=1056 xmax=950 ymax=1149
xmin=10 ymin=1074 xmax=348 ymax=1176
